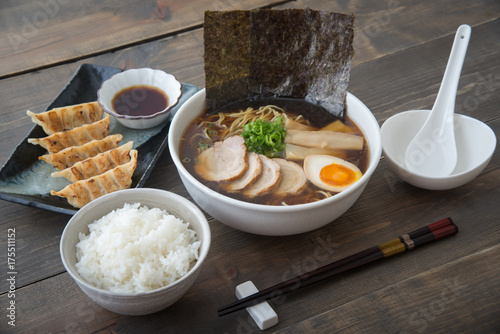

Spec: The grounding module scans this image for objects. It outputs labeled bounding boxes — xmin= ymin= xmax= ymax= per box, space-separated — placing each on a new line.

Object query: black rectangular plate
xmin=0 ymin=64 xmax=199 ymax=215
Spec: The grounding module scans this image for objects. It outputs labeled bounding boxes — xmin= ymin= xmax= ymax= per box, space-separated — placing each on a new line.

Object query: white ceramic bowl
xmin=97 ymin=68 xmax=182 ymax=129
xmin=381 ymin=110 xmax=496 ymax=190
xmin=168 ymin=89 xmax=382 ymax=236
xmin=60 ymin=188 xmax=211 ymax=316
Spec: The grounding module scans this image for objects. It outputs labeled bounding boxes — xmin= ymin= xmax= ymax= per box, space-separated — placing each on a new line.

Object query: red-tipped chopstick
xmin=217 ymin=218 xmax=457 ymax=317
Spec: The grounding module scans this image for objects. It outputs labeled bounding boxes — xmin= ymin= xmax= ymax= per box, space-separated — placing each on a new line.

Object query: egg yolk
xmin=319 ymin=163 xmax=358 ymax=188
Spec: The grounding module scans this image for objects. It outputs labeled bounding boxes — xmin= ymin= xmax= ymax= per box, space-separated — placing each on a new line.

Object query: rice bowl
xmin=60 ymin=188 xmax=211 ymax=316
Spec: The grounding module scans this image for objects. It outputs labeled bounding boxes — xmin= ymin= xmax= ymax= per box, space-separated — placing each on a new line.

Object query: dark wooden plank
xmin=348 ymin=19 xmax=500 ymax=125
xmin=281 ymin=0 xmax=500 ymax=66
xmin=2 ymin=0 xmax=498 ymax=79
xmin=0 ymin=0 xmax=290 ymax=78
xmin=277 ymin=245 xmax=500 ymax=333
xmin=0 ymin=202 xmax=69 ymax=293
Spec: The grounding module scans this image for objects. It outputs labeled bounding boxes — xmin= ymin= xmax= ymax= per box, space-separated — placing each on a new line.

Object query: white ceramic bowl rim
xmin=381 ymin=110 xmax=497 ymax=181
xmin=97 ymin=68 xmax=182 ymax=120
xmin=169 ymin=89 xmax=382 ymax=214
xmin=60 ymin=188 xmax=210 ymax=297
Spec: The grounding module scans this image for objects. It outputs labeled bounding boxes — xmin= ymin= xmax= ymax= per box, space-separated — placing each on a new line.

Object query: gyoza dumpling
xmin=51 ymin=141 xmax=134 ymax=182
xmin=50 ymin=150 xmax=138 ymax=208
xmin=28 ymin=114 xmax=110 ymax=153
xmin=27 ymin=101 xmax=104 ymax=135
xmin=40 ymin=134 xmax=123 ymax=170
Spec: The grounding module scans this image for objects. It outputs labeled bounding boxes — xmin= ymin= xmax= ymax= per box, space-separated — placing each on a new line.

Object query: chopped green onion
xmin=241 ymin=117 xmax=286 ymax=158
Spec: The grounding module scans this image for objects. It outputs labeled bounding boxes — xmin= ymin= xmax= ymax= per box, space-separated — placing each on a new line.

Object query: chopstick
xmin=217 ymin=217 xmax=457 ymax=317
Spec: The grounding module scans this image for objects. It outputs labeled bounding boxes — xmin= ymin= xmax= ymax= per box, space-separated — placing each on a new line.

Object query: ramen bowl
xmin=97 ymin=68 xmax=182 ymax=129
xmin=381 ymin=110 xmax=496 ymax=190
xmin=168 ymin=89 xmax=382 ymax=236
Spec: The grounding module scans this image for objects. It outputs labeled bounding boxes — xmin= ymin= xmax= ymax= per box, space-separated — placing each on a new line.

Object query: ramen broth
xmin=180 ymin=97 xmax=370 ymax=205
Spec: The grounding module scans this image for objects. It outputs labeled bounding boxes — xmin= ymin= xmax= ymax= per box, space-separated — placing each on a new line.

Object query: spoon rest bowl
xmin=382 ymin=110 xmax=496 ymax=190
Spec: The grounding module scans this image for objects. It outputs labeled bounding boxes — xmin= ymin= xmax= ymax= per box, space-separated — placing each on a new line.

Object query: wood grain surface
xmin=0 ymin=0 xmax=286 ymax=78
xmin=0 ymin=0 xmax=499 ymax=333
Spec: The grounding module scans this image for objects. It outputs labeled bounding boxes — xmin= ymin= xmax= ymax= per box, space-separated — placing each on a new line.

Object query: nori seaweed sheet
xmin=204 ymin=8 xmax=355 ymax=118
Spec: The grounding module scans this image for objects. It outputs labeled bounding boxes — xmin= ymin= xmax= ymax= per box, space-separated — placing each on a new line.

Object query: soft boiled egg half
xmin=303 ymin=155 xmax=363 ymax=192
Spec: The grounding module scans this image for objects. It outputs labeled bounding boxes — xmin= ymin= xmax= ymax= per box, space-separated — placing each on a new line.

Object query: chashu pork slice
xmin=194 ymin=135 xmax=248 ymax=182
xmin=243 ymin=155 xmax=281 ymax=198
xmin=221 ymin=152 xmax=263 ymax=192
xmin=272 ymin=158 xmax=308 ymax=196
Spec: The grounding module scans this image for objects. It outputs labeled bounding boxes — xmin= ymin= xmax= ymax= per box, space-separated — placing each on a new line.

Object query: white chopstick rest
xmin=235 ymin=281 xmax=278 ymax=330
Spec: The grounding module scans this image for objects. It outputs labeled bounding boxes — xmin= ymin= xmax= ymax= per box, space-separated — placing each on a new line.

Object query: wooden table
xmin=1 ymin=1 xmax=499 ymax=333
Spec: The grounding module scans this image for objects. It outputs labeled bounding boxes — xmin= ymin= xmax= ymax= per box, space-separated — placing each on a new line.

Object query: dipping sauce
xmin=112 ymin=85 xmax=169 ymax=117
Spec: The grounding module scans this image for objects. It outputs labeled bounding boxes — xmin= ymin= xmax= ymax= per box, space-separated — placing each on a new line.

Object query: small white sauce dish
xmin=60 ymin=188 xmax=211 ymax=316
xmin=97 ymin=68 xmax=182 ymax=129
xmin=381 ymin=110 xmax=496 ymax=190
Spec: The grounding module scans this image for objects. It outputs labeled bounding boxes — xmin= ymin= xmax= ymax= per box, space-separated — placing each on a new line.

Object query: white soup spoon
xmin=404 ymin=24 xmax=471 ymax=177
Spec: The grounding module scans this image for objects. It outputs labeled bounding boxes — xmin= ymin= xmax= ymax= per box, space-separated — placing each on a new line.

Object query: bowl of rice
xmin=60 ymin=188 xmax=211 ymax=316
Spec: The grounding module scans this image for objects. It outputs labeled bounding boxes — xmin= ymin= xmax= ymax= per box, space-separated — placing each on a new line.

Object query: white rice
xmin=75 ymin=203 xmax=201 ymax=293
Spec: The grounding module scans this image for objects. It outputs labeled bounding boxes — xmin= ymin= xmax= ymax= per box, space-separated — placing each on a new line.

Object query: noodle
xmin=317 ymin=191 xmax=333 ymax=199
xmin=195 ymin=105 xmax=310 ymax=143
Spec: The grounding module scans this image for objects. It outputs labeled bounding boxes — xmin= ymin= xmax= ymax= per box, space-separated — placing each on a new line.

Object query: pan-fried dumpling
xmin=51 ymin=141 xmax=134 ymax=182
xmin=50 ymin=150 xmax=138 ymax=208
xmin=40 ymin=134 xmax=123 ymax=170
xmin=28 ymin=114 xmax=110 ymax=153
xmin=27 ymin=101 xmax=104 ymax=135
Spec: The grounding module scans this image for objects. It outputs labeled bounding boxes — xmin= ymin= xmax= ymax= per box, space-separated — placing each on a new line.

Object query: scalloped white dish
xmin=98 ymin=68 xmax=182 ymax=129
